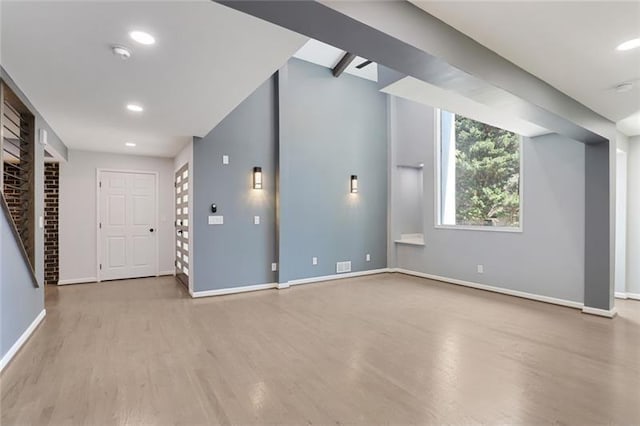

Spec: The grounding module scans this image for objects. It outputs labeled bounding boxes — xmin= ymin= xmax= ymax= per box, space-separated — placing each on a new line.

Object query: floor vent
xmin=336 ymin=261 xmax=352 ymax=274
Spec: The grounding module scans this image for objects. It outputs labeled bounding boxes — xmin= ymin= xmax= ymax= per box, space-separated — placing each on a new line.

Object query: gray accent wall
xmin=193 ymin=77 xmax=278 ymax=291
xmin=278 ymin=59 xmax=388 ymax=282
xmin=391 ymin=98 xmax=586 ymax=303
xmin=192 ymin=59 xmax=388 ymax=291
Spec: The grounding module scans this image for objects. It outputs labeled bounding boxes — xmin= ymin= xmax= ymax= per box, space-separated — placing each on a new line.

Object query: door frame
xmin=96 ymin=168 xmax=160 ymax=282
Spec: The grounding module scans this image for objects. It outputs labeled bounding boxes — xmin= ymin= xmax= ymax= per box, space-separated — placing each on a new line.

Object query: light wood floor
xmin=1 ymin=274 xmax=639 ymax=425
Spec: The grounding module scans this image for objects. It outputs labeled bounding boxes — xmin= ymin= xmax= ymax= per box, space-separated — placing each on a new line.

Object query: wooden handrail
xmin=1 ymin=191 xmax=39 ymax=288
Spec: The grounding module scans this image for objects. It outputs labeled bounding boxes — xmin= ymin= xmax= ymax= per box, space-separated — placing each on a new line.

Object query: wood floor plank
xmin=1 ymin=273 xmax=639 ymax=424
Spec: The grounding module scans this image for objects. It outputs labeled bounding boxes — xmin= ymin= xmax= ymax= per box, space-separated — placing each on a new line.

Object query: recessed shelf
xmin=394 ymin=233 xmax=425 ymax=246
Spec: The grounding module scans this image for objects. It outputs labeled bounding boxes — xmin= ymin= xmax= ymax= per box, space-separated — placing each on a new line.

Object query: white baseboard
xmin=582 ymin=306 xmax=618 ymax=318
xmin=627 ymin=293 xmax=640 ymax=301
xmin=0 ymin=309 xmax=46 ymax=372
xmin=392 ymin=268 xmax=584 ymax=310
xmin=57 ymin=277 xmax=97 ymax=285
xmin=191 ymin=282 xmax=277 ymax=298
xmin=288 ymin=268 xmax=391 ymax=286
xmin=615 ymin=291 xmax=628 ymax=299
xmin=277 ymin=282 xmax=291 ymax=290
xmin=158 ymin=270 xmax=175 ymax=277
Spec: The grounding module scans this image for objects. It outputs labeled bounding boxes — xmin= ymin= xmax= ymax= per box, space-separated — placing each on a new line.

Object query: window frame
xmin=434 ymin=109 xmax=524 ymax=233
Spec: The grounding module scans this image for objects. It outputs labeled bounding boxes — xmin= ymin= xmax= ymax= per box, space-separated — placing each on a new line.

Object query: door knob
xmin=150 ymin=228 xmax=155 ymax=233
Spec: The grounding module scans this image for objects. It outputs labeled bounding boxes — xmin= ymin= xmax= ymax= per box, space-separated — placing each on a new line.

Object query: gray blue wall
xmin=390 ymin=97 xmax=586 ymax=303
xmin=193 ymin=77 xmax=278 ymax=291
xmin=278 ymin=59 xmax=388 ymax=282
xmin=192 ymin=59 xmax=388 ymax=291
xmin=1 ymin=206 xmax=44 ymax=363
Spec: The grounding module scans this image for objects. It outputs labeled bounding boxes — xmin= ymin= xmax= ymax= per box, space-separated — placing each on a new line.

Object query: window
xmin=436 ymin=110 xmax=522 ymax=231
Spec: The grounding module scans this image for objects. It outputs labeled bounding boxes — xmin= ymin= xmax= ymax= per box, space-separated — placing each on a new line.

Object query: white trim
xmin=434 ymin=109 xmax=524 ymax=233
xmin=434 ymin=224 xmax=522 ymax=233
xmin=277 ymin=282 xmax=291 ymax=290
xmin=288 ymin=268 xmax=391 ymax=286
xmin=615 ymin=291 xmax=628 ymax=299
xmin=392 ymin=268 xmax=583 ymax=309
xmin=58 ymin=277 xmax=97 ymax=285
xmin=158 ymin=270 xmax=175 ymax=277
xmin=191 ymin=282 xmax=277 ymax=298
xmin=582 ymin=306 xmax=618 ymax=318
xmin=0 ymin=309 xmax=46 ymax=372
xmin=627 ymin=293 xmax=640 ymax=301
xmin=96 ymin=169 xmax=160 ymax=282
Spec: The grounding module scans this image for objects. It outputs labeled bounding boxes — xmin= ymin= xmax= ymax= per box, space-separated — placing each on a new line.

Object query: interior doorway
xmin=174 ymin=164 xmax=189 ymax=289
xmin=97 ymin=169 xmax=158 ymax=281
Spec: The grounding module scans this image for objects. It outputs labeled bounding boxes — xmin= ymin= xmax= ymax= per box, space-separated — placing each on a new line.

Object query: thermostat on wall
xmin=39 ymin=129 xmax=48 ymax=146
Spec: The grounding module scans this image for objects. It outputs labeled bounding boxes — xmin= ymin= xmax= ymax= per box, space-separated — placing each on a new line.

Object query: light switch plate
xmin=222 ymin=155 xmax=229 ymax=165
xmin=39 ymin=216 xmax=44 ymax=228
xmin=366 ymin=253 xmax=371 ymax=262
xmin=477 ymin=264 xmax=484 ymax=274
xmin=271 ymin=263 xmax=277 ymax=272
xmin=208 ymin=215 xmax=223 ymax=225
xmin=254 ymin=216 xmax=260 ymax=225
xmin=312 ymin=257 xmax=318 ymax=265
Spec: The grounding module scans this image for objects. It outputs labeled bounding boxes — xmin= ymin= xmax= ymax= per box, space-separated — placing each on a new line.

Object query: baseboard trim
xmin=277 ymin=282 xmax=291 ymax=290
xmin=158 ymin=270 xmax=175 ymax=277
xmin=191 ymin=282 xmax=277 ymax=298
xmin=582 ymin=306 xmax=618 ymax=318
xmin=288 ymin=268 xmax=391 ymax=286
xmin=615 ymin=291 xmax=628 ymax=299
xmin=627 ymin=293 xmax=640 ymax=301
xmin=392 ymin=268 xmax=584 ymax=310
xmin=57 ymin=277 xmax=97 ymax=285
xmin=0 ymin=309 xmax=46 ymax=372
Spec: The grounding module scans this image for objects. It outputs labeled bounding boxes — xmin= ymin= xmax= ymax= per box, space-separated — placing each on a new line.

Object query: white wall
xmin=627 ymin=137 xmax=640 ymax=297
xmin=59 ymin=150 xmax=174 ymax=283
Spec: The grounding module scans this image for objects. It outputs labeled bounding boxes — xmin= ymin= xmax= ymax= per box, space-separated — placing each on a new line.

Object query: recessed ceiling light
xmin=125 ymin=142 xmax=136 ymax=147
xmin=616 ymin=38 xmax=640 ymax=51
xmin=126 ymin=103 xmax=143 ymax=112
xmin=129 ymin=31 xmax=155 ymax=45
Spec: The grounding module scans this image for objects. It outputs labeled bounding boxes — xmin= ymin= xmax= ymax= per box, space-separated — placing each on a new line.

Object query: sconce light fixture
xmin=253 ymin=167 xmax=263 ymax=189
xmin=350 ymin=174 xmax=358 ymax=193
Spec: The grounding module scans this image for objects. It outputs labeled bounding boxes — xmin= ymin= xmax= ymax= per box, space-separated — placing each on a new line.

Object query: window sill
xmin=434 ymin=224 xmax=522 ymax=233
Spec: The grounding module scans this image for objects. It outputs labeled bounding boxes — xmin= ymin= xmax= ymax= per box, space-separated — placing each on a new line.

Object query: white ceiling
xmin=0 ymin=1 xmax=307 ymax=157
xmin=410 ymin=1 xmax=640 ymax=136
xmin=382 ymin=77 xmax=549 ymax=137
xmin=293 ymin=39 xmax=378 ymax=82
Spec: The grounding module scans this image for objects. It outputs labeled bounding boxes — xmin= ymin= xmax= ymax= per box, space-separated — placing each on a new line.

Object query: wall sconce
xmin=253 ymin=167 xmax=263 ymax=190
xmin=350 ymin=174 xmax=358 ymax=193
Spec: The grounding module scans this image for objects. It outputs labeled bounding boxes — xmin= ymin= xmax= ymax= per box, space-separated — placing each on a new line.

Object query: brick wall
xmin=44 ymin=163 xmax=59 ymax=285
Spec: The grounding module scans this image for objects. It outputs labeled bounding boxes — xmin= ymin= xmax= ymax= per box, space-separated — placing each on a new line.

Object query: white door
xmin=99 ymin=170 xmax=157 ymax=281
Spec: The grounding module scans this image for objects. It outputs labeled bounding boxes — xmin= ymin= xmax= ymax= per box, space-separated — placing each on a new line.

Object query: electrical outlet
xmin=477 ymin=264 xmax=484 ymax=274
xmin=271 ymin=263 xmax=277 ymax=272
xmin=366 ymin=253 xmax=371 ymax=262
xmin=312 ymin=257 xmax=318 ymax=265
xmin=254 ymin=215 xmax=260 ymax=225
xmin=222 ymin=155 xmax=229 ymax=164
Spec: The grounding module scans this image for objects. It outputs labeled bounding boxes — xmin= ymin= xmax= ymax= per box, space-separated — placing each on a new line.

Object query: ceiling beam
xmin=332 ymin=52 xmax=356 ymax=77
xmin=214 ymin=0 xmax=612 ymax=144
